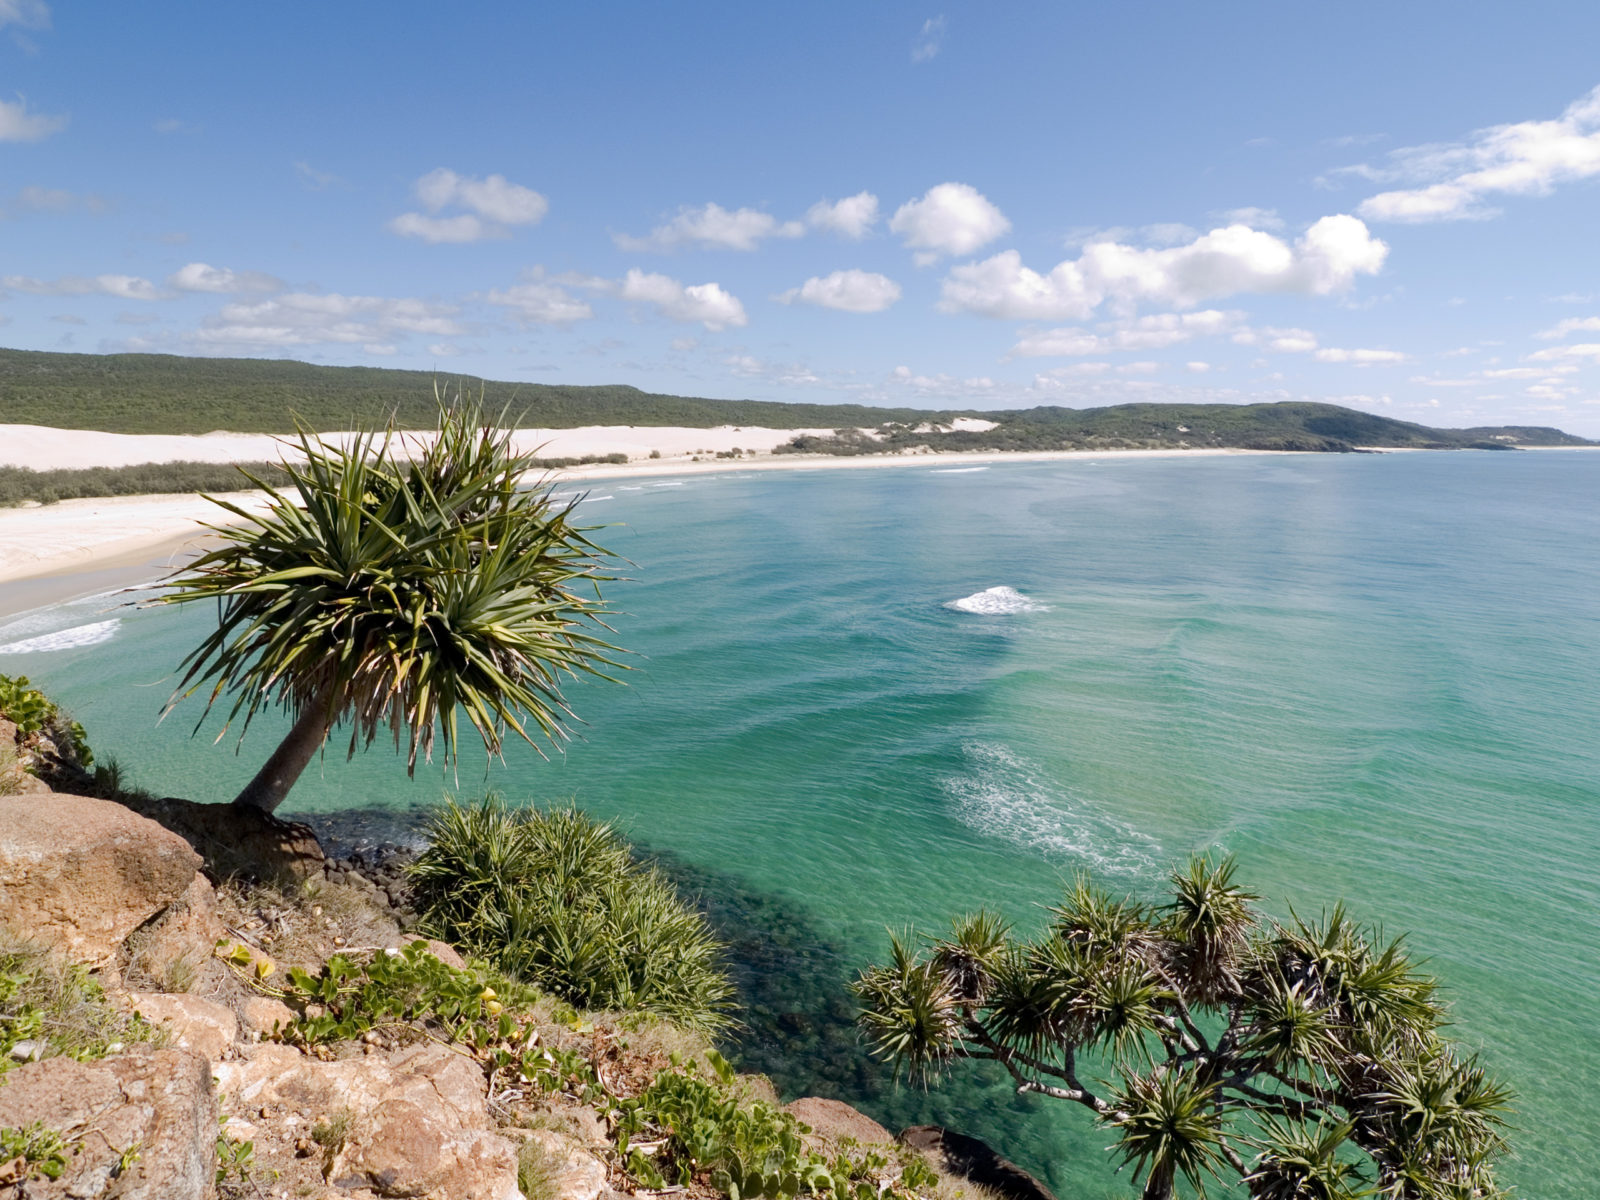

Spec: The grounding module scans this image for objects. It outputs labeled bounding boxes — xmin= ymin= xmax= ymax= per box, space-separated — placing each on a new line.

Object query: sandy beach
xmin=0 ymin=421 xmax=1291 ymax=611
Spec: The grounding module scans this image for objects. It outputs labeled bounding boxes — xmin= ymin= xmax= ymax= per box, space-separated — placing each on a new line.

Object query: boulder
xmin=0 ymin=793 xmax=202 ymax=968
xmin=0 ymin=1047 xmax=216 ymax=1200
xmin=215 ymin=1041 xmax=521 ymax=1199
xmin=123 ymin=873 xmax=227 ymax=989
xmin=127 ymin=991 xmax=238 ymax=1061
xmin=521 ymin=1128 xmax=609 ymax=1200
xmin=899 ymin=1126 xmax=1056 ymax=1200
xmin=783 ymin=1097 xmax=893 ymax=1148
xmin=106 ymin=792 xmax=325 ymax=882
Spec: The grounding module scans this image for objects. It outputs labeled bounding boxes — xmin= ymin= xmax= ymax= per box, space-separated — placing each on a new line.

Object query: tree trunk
xmin=1141 ymin=1165 xmax=1174 ymax=1200
xmin=232 ymin=702 xmax=335 ymax=813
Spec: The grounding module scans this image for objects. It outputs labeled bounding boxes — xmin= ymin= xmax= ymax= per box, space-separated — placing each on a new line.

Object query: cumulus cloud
xmin=618 ymin=269 xmax=746 ymax=330
xmin=1 ymin=273 xmax=162 ymax=300
xmin=911 ymin=15 xmax=946 ymax=62
xmin=1528 ymin=342 xmax=1600 ymax=362
xmin=1010 ymin=309 xmax=1243 ymax=357
xmin=193 ymin=292 xmax=463 ymax=348
xmin=891 ymin=183 xmax=1009 ymax=263
xmin=389 ymin=168 xmax=547 ymax=243
xmin=167 ymin=262 xmax=283 ymax=295
xmin=726 ymin=355 xmax=821 ymax=386
xmin=484 ymin=269 xmax=594 ymax=325
xmin=1217 ymin=206 xmax=1283 ymax=230
xmin=806 ymin=192 xmax=879 ymax=239
xmin=0 ymin=96 xmax=66 ymax=142
xmin=1354 ymin=84 xmax=1600 ymax=223
xmin=1311 ymin=347 xmax=1407 ymax=365
xmin=615 ymin=202 xmax=804 ymax=252
xmin=941 ymin=215 xmax=1387 ymax=319
xmin=776 ymin=269 xmax=901 ymax=313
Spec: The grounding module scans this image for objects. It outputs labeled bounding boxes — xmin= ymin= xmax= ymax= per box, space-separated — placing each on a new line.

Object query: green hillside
xmin=0 ymin=348 xmax=1589 ymax=452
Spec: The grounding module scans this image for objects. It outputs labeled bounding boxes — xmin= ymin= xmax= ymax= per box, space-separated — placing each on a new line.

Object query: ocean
xmin=3 ymin=450 xmax=1596 ymax=1198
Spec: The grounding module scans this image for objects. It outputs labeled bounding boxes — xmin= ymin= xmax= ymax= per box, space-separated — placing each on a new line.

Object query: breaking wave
xmin=944 ymin=585 xmax=1047 ymax=615
xmin=0 ymin=619 xmax=121 ymax=655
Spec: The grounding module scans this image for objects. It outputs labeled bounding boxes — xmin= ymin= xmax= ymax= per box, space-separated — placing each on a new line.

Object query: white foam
xmin=931 ymin=467 xmax=989 ymax=474
xmin=943 ymin=742 xmax=1159 ymax=875
xmin=0 ymin=618 xmax=120 ymax=655
xmin=944 ymin=586 xmax=1048 ymax=615
xmin=579 ymin=495 xmax=613 ymax=504
xmin=650 ymin=481 xmax=685 ymax=488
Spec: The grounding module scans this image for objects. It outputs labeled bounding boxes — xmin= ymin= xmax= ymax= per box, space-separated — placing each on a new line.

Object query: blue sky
xmin=5 ymin=3 xmax=1600 ymax=432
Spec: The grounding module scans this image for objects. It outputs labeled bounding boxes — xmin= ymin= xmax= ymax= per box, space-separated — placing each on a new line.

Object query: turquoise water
xmin=4 ymin=451 xmax=1598 ymax=1198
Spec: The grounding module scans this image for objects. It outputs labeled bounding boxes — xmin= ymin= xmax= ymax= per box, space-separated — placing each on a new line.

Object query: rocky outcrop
xmin=104 ymin=791 xmax=325 ymax=882
xmin=0 ymin=1048 xmax=216 ymax=1200
xmin=900 ymin=1126 xmax=1056 ymax=1200
xmin=783 ymin=1097 xmax=893 ymax=1148
xmin=123 ymin=872 xmax=227 ymax=988
xmin=215 ymin=1041 xmax=522 ymax=1199
xmin=127 ymin=990 xmax=239 ymax=1061
xmin=520 ymin=1128 xmax=609 ymax=1200
xmin=0 ymin=793 xmax=203 ymax=968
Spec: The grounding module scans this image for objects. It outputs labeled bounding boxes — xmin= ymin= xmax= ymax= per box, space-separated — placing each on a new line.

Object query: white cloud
xmin=194 ymin=292 xmax=463 ymax=348
xmin=1529 ymin=342 xmax=1600 ymax=363
xmin=1356 ymin=84 xmax=1600 ymax=223
xmin=484 ymin=270 xmax=593 ymax=325
xmin=1186 ymin=361 xmax=1211 ymax=373
xmin=414 ymin=168 xmax=547 ymax=225
xmin=1312 ymin=347 xmax=1407 ymax=365
xmin=1 ymin=273 xmax=162 ymax=300
xmin=0 ymin=1 xmax=49 ymax=31
xmin=726 ymin=355 xmax=821 ymax=386
xmin=1217 ymin=206 xmax=1283 ymax=231
xmin=776 ymin=269 xmax=901 ymax=313
xmin=1011 ymin=309 xmax=1243 ymax=357
xmin=167 ymin=262 xmax=283 ymax=295
xmin=911 ymin=15 xmax=946 ymax=62
xmin=0 ymin=96 xmax=66 ymax=142
xmin=890 ymin=183 xmax=1009 ymax=263
xmin=390 ymin=168 xmax=547 ymax=243
xmin=388 ymin=212 xmax=503 ymax=244
xmin=806 ymin=192 xmax=879 ymax=239
xmin=941 ymin=215 xmax=1387 ymax=318
xmin=1534 ymin=315 xmax=1600 ymax=340
xmin=618 ymin=269 xmax=746 ymax=330
xmin=615 ymin=202 xmax=804 ymax=252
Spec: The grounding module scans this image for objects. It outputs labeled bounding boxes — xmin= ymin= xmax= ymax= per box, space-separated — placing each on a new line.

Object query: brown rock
xmin=784 ymin=1097 xmax=893 ymax=1148
xmin=900 ymin=1126 xmax=1056 ymax=1200
xmin=0 ymin=793 xmax=202 ymax=968
xmin=521 ymin=1129 xmax=609 ymax=1200
xmin=0 ymin=1047 xmax=217 ymax=1200
xmin=239 ymin=994 xmax=297 ymax=1037
xmin=215 ymin=1042 xmax=521 ymax=1199
xmin=106 ymin=792 xmax=325 ymax=882
xmin=124 ymin=872 xmax=227 ymax=989
xmin=424 ymin=938 xmax=468 ymax=971
xmin=127 ymin=991 xmax=238 ymax=1061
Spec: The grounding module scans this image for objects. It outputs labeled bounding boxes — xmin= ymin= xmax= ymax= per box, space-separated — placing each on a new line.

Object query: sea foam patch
xmin=945 ymin=585 xmax=1048 ymax=615
xmin=0 ymin=619 xmax=120 ymax=655
xmin=943 ymin=741 xmax=1158 ymax=876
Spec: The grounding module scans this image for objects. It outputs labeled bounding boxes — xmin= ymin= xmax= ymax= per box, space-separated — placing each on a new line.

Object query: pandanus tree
xmin=854 ymin=856 xmax=1512 ymax=1200
xmin=162 ymin=391 xmax=620 ymax=813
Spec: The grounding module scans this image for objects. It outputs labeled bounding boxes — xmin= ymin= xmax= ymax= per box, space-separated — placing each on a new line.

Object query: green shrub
xmin=0 ymin=460 xmax=290 ymax=507
xmin=618 ymin=1049 xmax=939 ymax=1200
xmin=0 ymin=674 xmax=92 ymax=767
xmin=408 ymin=798 xmax=736 ymax=1034
xmin=0 ymin=1121 xmax=73 ymax=1181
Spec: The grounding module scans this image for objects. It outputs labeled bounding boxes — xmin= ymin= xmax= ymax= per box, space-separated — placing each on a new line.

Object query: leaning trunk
xmin=233 ymin=701 xmax=335 ymax=813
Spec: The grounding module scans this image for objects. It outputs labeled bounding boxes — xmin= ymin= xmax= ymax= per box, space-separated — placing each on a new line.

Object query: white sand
xmin=0 ymin=421 xmax=1276 ymax=588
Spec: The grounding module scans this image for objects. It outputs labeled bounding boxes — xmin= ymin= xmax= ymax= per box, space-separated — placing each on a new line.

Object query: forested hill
xmin=0 ymin=349 xmax=951 ymax=434
xmin=0 ymin=347 xmax=1590 ymax=451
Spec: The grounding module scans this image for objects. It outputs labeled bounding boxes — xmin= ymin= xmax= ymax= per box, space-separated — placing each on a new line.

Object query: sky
xmin=5 ymin=2 xmax=1600 ymax=433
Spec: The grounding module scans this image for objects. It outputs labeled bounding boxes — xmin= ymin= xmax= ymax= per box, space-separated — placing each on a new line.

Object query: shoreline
xmin=2 ymin=439 xmax=1591 ymax=619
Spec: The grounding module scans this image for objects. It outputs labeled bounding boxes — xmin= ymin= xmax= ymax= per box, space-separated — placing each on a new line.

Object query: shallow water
xmin=5 ymin=451 xmax=1597 ymax=1198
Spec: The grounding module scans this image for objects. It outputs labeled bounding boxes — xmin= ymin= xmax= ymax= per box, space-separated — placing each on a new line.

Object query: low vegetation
xmin=0 ymin=672 xmax=93 ymax=771
xmin=0 ymin=460 xmax=290 ymax=506
xmin=0 ymin=933 xmax=156 ymax=1075
xmin=855 ymin=855 xmax=1512 ymax=1200
xmin=409 ymin=798 xmax=737 ymax=1034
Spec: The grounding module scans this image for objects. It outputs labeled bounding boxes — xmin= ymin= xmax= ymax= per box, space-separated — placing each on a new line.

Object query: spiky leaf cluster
xmin=854 ymin=856 xmax=1511 ymax=1200
xmin=162 ymin=387 xmax=620 ymax=773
